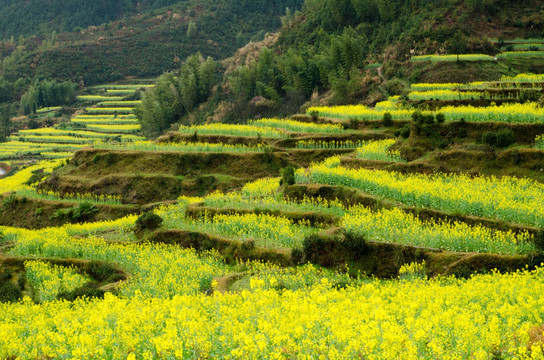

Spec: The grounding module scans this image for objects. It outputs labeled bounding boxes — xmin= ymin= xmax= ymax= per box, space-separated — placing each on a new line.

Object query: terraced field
xmin=308 ymin=74 xmax=544 ymax=123
xmin=0 ymin=82 xmax=151 ymax=161
xmin=2 ymin=70 xmax=544 ymax=358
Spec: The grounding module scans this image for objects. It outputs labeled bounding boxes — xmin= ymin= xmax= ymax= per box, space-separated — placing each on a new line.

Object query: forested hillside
xmin=0 ymin=0 xmax=303 ymax=105
xmin=0 ymin=0 xmax=289 ymax=39
xmin=136 ymin=0 xmax=544 ymax=135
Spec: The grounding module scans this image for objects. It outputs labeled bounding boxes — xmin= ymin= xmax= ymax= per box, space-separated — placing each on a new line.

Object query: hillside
xmin=130 ymin=0 xmax=544 ymax=129
xmin=0 ymin=0 xmax=303 ymax=105
xmin=2 ymin=0 xmax=544 ymax=358
xmin=0 ymin=0 xmax=182 ymax=38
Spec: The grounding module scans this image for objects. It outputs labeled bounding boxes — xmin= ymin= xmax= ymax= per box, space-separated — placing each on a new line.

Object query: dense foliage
xmin=20 ymin=80 xmax=76 ymax=115
xmin=135 ymin=53 xmax=216 ymax=137
xmin=219 ymin=0 xmax=544 ymax=120
xmin=0 ymin=0 xmax=303 ymax=105
xmin=0 ymin=0 xmax=201 ymax=38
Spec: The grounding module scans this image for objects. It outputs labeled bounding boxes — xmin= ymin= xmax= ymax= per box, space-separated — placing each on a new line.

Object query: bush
xmin=0 ymin=269 xmax=21 ymax=303
xmin=495 ymin=129 xmax=515 ymax=148
xmin=72 ymin=202 xmax=99 ymax=222
xmin=0 ymin=282 xmax=22 ymax=303
xmin=190 ymin=131 xmax=198 ymax=142
xmin=534 ymin=229 xmax=544 ymax=252
xmin=457 ymin=118 xmax=467 ymax=138
xmin=435 ymin=113 xmax=445 ymax=124
xmin=0 ymin=269 xmax=11 ymax=283
xmin=382 ymin=112 xmax=393 ymax=126
xmin=423 ymin=114 xmax=435 ymax=125
xmin=349 ymin=118 xmax=359 ymax=130
xmin=302 ymin=231 xmax=368 ymax=266
xmin=280 ymin=166 xmax=296 ymax=186
xmin=412 ymin=110 xmax=435 ymax=128
xmin=342 ymin=231 xmax=368 ymax=258
xmin=24 ymin=168 xmax=46 ymax=185
xmin=87 ymin=261 xmax=123 ymax=283
xmin=135 ymin=211 xmax=163 ymax=232
xmin=482 ymin=131 xmax=497 ymax=147
xmin=519 ymin=90 xmax=540 ymax=103
xmin=55 ymin=202 xmax=99 ymax=222
xmin=535 ymin=230 xmax=544 ymax=252
xmin=411 ymin=110 xmax=423 ymax=125
xmin=291 ymin=248 xmax=304 ymax=265
xmin=240 ymin=239 xmax=255 ymax=253
xmin=482 ymin=129 xmax=515 ymax=148
xmin=302 ymin=233 xmax=326 ymax=263
xmin=262 ymin=146 xmax=274 ymax=163
xmin=399 ymin=124 xmax=410 ymax=138
xmin=2 ymin=194 xmax=17 ymax=209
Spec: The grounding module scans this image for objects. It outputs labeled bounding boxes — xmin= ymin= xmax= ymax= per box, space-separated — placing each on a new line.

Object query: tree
xmin=448 ymin=30 xmax=467 ymax=62
xmin=0 ymin=105 xmax=12 ymax=142
xmin=186 ymin=20 xmax=197 ymax=39
xmin=351 ymin=0 xmax=380 ymax=22
xmin=136 ymin=54 xmax=217 ymax=137
xmin=376 ymin=0 xmax=396 ymax=22
xmin=20 ymin=79 xmax=76 ymax=115
xmin=0 ymin=76 xmax=13 ymax=103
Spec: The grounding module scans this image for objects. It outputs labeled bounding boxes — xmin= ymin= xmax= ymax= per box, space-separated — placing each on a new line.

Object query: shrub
xmin=482 ymin=129 xmax=515 ymax=148
xmin=262 ymin=146 xmax=275 ymax=163
xmin=135 ymin=211 xmax=163 ymax=232
xmin=302 ymin=233 xmax=326 ymax=263
xmin=302 ymin=231 xmax=368 ymax=266
xmin=435 ymin=113 xmax=446 ymax=124
xmin=2 ymin=194 xmax=17 ymax=209
xmin=411 ymin=110 xmax=423 ymax=125
xmin=457 ymin=118 xmax=467 ymax=138
xmin=0 ymin=269 xmax=11 ymax=283
xmin=280 ymin=166 xmax=296 ymax=186
xmin=55 ymin=202 xmax=99 ymax=223
xmin=423 ymin=114 xmax=435 ymax=125
xmin=482 ymin=131 xmax=496 ymax=146
xmin=399 ymin=124 xmax=410 ymax=138
xmin=349 ymin=118 xmax=359 ymax=130
xmin=240 ymin=239 xmax=255 ymax=253
xmin=0 ymin=269 xmax=21 ymax=303
xmin=86 ymin=261 xmax=123 ymax=283
xmin=24 ymin=168 xmax=46 ymax=185
xmin=519 ymin=90 xmax=539 ymax=103
xmin=495 ymin=129 xmax=515 ymax=148
xmin=382 ymin=112 xmax=393 ymax=126
xmin=534 ymin=230 xmax=544 ymax=252
xmin=190 ymin=131 xmax=198 ymax=142
xmin=0 ymin=282 xmax=22 ymax=303
xmin=291 ymin=248 xmax=304 ymax=265
xmin=72 ymin=202 xmax=99 ymax=222
xmin=342 ymin=231 xmax=369 ymax=258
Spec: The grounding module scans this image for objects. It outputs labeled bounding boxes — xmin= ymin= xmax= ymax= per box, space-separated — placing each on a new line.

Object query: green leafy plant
xmin=135 ymin=211 xmax=163 ymax=232
xmin=280 ymin=166 xmax=296 ymax=186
